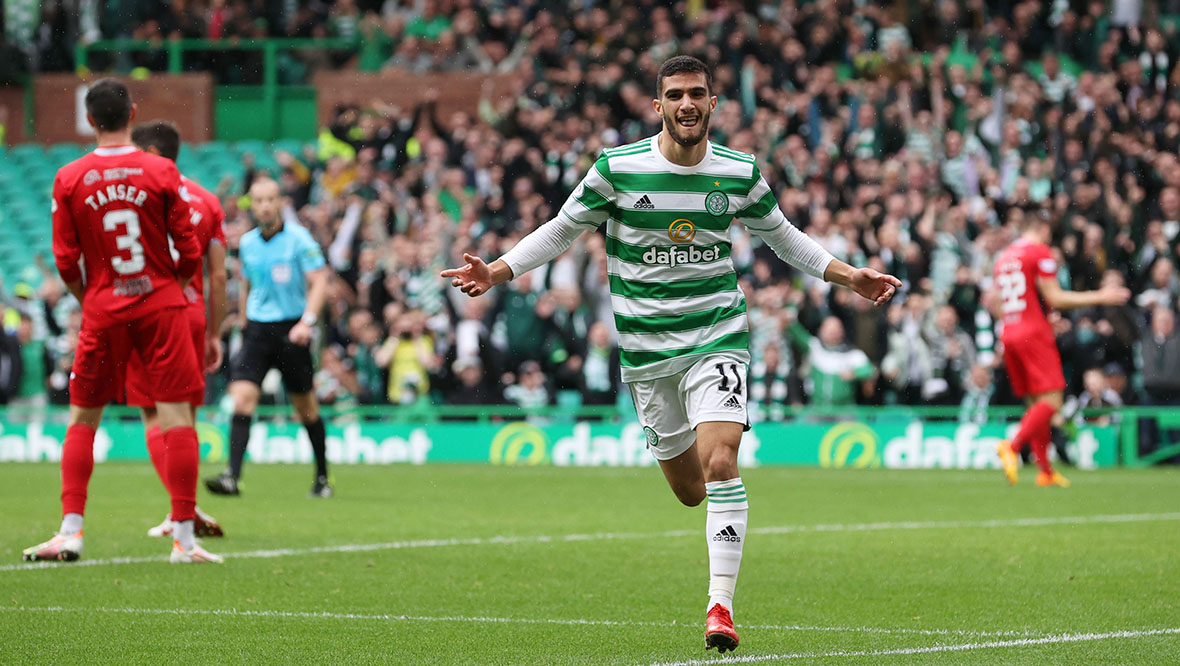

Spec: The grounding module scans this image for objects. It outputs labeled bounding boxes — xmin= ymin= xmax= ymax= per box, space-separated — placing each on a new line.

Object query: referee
xmin=205 ymin=177 xmax=333 ymax=497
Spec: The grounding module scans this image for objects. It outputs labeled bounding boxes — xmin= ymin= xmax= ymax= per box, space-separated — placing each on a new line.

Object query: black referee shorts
xmin=230 ymin=319 xmax=315 ymax=395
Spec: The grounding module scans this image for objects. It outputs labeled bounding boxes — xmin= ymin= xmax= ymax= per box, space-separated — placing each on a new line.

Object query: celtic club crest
xmin=705 ymin=190 xmax=729 ymax=217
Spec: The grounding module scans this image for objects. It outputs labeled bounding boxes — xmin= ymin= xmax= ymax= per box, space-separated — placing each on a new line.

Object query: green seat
xmin=193 ymin=142 xmax=229 ymax=163
xmin=48 ymin=143 xmax=84 ymax=161
xmin=272 ymin=139 xmax=307 ymax=156
xmin=200 ymin=151 xmax=238 ymax=168
xmin=24 ymin=175 xmax=52 ymax=191
xmin=177 ymin=164 xmax=201 ymax=182
xmin=18 ymin=224 xmax=51 ymax=247
xmin=211 ymin=161 xmax=245 ymax=179
xmin=6 ymin=144 xmax=44 ymax=164
xmin=231 ymin=140 xmax=266 ymax=160
xmin=13 ymin=195 xmax=50 ymax=217
xmin=201 ymin=170 xmax=232 ymax=192
xmin=253 ymin=148 xmax=279 ymax=167
xmin=23 ymin=231 xmax=52 ymax=249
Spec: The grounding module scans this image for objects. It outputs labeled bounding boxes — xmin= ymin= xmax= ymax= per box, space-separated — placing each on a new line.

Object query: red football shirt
xmin=52 ymin=146 xmax=200 ymax=328
xmin=179 ymin=174 xmax=227 ymax=314
xmin=993 ymin=238 xmax=1057 ymax=342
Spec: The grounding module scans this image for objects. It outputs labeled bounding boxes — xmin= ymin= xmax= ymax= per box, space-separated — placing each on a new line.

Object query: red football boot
xmin=705 ymin=603 xmax=740 ymax=653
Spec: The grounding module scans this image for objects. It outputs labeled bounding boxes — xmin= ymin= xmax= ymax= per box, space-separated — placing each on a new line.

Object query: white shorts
xmin=628 ymin=353 xmax=749 ymax=461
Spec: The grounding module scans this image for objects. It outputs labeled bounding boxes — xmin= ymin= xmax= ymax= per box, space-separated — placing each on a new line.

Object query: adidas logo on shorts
xmin=713 ymin=525 xmax=741 ymax=542
xmin=722 ymin=395 xmax=742 ymax=410
xmin=634 ymin=195 xmax=655 ymax=209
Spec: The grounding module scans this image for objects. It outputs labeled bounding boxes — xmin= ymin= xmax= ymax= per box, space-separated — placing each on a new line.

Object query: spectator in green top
xmin=404 ymin=0 xmax=451 ymax=41
xmin=12 ymin=313 xmax=47 ymax=412
xmin=789 ymin=315 xmax=875 ymax=408
xmin=490 ymin=273 xmax=552 ymax=372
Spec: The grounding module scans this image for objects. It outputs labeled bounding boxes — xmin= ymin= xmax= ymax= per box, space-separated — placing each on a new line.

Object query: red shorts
xmin=125 ymin=306 xmax=206 ymax=407
xmin=1002 ymin=330 xmax=1066 ymax=398
xmin=70 ymin=306 xmax=202 ymax=408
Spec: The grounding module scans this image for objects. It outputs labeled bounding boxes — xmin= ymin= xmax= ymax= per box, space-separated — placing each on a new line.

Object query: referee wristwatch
xmin=300 ymin=312 xmax=318 ymax=326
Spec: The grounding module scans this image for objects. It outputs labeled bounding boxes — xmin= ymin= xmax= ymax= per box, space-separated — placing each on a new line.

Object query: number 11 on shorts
xmin=716 ymin=363 xmax=742 ymax=395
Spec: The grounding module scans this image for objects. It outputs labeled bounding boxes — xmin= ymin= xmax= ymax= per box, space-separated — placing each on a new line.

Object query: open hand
xmin=441 ymin=253 xmax=494 ymax=298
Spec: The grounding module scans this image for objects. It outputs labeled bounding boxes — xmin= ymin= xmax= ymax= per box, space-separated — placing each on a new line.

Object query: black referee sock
xmin=229 ymin=413 xmax=252 ymax=480
xmin=306 ymin=417 xmax=328 ymax=478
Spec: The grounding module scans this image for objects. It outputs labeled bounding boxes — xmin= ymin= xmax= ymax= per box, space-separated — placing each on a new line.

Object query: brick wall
xmin=30 ymin=73 xmax=214 ymax=144
xmin=311 ymin=70 xmax=520 ymax=127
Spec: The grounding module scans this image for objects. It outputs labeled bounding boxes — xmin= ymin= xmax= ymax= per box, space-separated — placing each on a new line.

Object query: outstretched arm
xmin=739 ymin=171 xmax=901 ymax=307
xmin=441 ymin=215 xmax=588 ymax=297
xmin=747 ymin=218 xmax=899 ymax=306
xmin=443 ymin=157 xmax=614 ymax=297
xmin=1037 ymin=277 xmax=1130 ymax=310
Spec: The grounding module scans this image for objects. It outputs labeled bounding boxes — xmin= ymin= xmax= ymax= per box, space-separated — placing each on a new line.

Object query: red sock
xmin=1010 ymin=401 xmax=1055 ymax=454
xmin=61 ymin=424 xmax=97 ymax=517
xmin=1031 ymin=430 xmax=1054 ymax=475
xmin=164 ymin=426 xmax=199 ymax=523
xmin=145 ymin=426 xmax=170 ymax=495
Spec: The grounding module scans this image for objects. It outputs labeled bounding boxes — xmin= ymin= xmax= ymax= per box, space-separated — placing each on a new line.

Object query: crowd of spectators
xmin=4 ymin=0 xmax=1180 ymax=426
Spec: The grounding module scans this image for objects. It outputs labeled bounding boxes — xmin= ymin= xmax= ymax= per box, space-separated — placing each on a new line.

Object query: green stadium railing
xmin=74 ymin=38 xmax=358 ymax=140
xmin=75 ymin=38 xmax=359 ymax=77
xmin=20 ymin=72 xmax=35 ymax=140
xmin=12 ymin=404 xmax=1180 ymax=467
xmin=1113 ymin=408 xmax=1180 ymax=468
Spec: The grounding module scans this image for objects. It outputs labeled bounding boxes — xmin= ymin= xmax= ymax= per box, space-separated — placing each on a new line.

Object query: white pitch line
xmin=644 ymin=627 xmax=1180 ymax=666
xmin=4 ymin=512 xmax=1178 ymax=574
xmin=0 ymin=606 xmax=1042 ymax=638
xmin=0 ymin=529 xmax=694 ymax=573
xmin=755 ymin=511 xmax=1180 ymax=535
xmin=735 ymin=622 xmax=1039 ymax=638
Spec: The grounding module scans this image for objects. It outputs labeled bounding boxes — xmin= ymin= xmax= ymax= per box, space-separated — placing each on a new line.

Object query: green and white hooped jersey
xmin=528 ymin=134 xmax=834 ymax=383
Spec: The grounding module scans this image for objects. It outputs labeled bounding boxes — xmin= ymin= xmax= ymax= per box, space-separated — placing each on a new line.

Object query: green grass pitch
xmin=2 ymin=462 xmax=1179 ymax=664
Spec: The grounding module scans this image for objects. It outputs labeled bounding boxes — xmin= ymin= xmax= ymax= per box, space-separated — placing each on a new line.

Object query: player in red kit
xmin=23 ymin=79 xmax=221 ymax=564
xmin=124 ymin=121 xmax=228 ymax=540
xmin=992 ymin=211 xmax=1129 ymax=487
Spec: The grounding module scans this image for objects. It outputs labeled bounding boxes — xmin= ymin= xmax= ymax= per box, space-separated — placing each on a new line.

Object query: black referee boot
xmin=309 ymin=475 xmax=333 ymax=499
xmin=204 ymin=472 xmax=240 ymax=496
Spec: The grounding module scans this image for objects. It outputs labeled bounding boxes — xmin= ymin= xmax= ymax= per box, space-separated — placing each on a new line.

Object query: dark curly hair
xmin=656 ymin=56 xmax=713 ymax=98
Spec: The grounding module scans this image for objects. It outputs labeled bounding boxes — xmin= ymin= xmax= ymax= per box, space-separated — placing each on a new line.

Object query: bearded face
xmin=657 ymin=72 xmax=716 ymax=147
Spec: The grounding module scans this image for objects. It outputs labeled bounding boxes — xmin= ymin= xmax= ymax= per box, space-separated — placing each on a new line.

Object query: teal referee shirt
xmin=239 ymin=221 xmax=326 ymax=323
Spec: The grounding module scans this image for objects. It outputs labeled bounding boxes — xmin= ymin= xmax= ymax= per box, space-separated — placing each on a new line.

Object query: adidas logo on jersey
xmin=722 ymin=395 xmax=743 ymax=410
xmin=713 ymin=525 xmax=741 ymax=542
xmin=634 ymin=195 xmax=655 ymax=209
